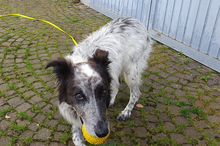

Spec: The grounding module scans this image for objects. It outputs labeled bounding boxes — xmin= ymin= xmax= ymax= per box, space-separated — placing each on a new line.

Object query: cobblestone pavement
xmin=0 ymin=0 xmax=220 ymax=146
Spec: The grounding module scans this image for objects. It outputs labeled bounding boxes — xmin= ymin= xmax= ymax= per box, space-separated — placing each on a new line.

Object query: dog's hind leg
xmin=117 ymin=64 xmax=141 ymax=121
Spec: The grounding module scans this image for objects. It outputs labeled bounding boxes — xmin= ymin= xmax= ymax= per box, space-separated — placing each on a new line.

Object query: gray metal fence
xmin=89 ymin=0 xmax=220 ymax=73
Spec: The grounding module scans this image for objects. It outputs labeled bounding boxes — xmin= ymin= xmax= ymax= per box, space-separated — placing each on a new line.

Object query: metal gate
xmin=90 ymin=0 xmax=220 ymax=73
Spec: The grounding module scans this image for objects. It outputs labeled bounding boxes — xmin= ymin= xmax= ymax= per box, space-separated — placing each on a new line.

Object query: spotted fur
xmin=46 ymin=17 xmax=152 ymax=146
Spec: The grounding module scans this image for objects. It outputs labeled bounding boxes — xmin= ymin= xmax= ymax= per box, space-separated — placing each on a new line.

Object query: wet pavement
xmin=0 ymin=0 xmax=220 ymax=145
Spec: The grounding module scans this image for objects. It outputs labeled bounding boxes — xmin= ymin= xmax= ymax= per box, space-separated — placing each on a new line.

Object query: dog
xmin=45 ymin=17 xmax=152 ymax=146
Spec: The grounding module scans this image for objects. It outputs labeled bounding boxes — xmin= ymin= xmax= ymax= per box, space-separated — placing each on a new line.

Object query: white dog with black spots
xmin=46 ymin=17 xmax=152 ymax=146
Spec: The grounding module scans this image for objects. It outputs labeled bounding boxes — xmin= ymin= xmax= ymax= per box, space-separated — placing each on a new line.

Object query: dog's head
xmin=46 ymin=49 xmax=111 ymax=138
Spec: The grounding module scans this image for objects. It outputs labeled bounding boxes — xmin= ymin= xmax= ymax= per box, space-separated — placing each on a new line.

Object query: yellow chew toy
xmin=82 ymin=124 xmax=110 ymax=145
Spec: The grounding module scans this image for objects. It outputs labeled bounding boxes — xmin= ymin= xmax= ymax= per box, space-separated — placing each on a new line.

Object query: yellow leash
xmin=0 ymin=14 xmax=78 ymax=45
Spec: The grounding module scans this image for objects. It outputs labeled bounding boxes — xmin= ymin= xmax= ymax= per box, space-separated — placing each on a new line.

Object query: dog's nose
xmin=95 ymin=121 xmax=109 ymax=138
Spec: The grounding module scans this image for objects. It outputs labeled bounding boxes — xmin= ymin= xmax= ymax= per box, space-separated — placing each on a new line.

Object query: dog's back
xmin=66 ymin=17 xmax=152 ymax=85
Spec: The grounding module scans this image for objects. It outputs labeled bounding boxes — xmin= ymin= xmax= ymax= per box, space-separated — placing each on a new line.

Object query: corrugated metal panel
xmin=90 ymin=0 xmax=220 ymax=73
xmin=90 ymin=0 xmax=151 ymax=24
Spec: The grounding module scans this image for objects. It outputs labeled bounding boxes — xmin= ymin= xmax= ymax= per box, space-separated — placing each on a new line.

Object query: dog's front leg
xmin=109 ymin=79 xmax=120 ymax=106
xmin=72 ymin=125 xmax=86 ymax=146
xmin=117 ymin=68 xmax=141 ymax=121
xmin=117 ymin=88 xmax=140 ymax=121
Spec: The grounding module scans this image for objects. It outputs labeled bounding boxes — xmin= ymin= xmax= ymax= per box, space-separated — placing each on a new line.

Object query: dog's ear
xmin=45 ymin=58 xmax=73 ymax=82
xmin=90 ymin=49 xmax=111 ymax=69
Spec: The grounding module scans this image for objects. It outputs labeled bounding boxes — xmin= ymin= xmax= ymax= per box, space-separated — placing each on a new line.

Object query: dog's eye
xmin=101 ymin=90 xmax=107 ymax=97
xmin=76 ymin=94 xmax=83 ymax=100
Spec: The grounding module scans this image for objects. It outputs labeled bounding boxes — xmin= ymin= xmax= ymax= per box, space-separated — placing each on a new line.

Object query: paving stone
xmin=194 ymin=100 xmax=204 ymax=107
xmin=197 ymin=139 xmax=206 ymax=146
xmin=0 ymin=98 xmax=5 ymax=106
xmin=171 ymin=83 xmax=182 ymax=89
xmin=42 ymin=104 xmax=52 ymax=113
xmin=32 ymin=82 xmax=45 ymax=89
xmin=20 ymin=130 xmax=34 ymax=139
xmin=167 ymin=76 xmax=179 ymax=82
xmin=25 ymin=76 xmax=36 ymax=83
xmin=209 ymin=102 xmax=220 ymax=109
xmin=195 ymin=120 xmax=209 ymax=128
xmin=207 ymin=115 xmax=220 ymax=124
xmin=168 ymin=105 xmax=181 ymax=114
xmin=50 ymin=142 xmax=65 ymax=146
xmin=53 ymin=132 xmax=63 ymax=141
xmin=174 ymin=90 xmax=186 ymax=96
xmin=0 ymin=83 xmax=9 ymax=91
xmin=158 ymin=113 xmax=171 ymax=121
xmin=0 ymin=137 xmax=10 ymax=146
xmin=7 ymin=112 xmax=17 ymax=121
xmin=28 ymin=122 xmax=39 ymax=131
xmin=44 ymin=119 xmax=59 ymax=127
xmin=203 ymin=129 xmax=218 ymax=139
xmin=183 ymin=127 xmax=202 ymax=138
xmin=203 ymin=95 xmax=212 ymax=101
xmin=34 ymin=114 xmax=47 ymax=123
xmin=57 ymin=124 xmax=71 ymax=132
xmin=33 ymin=128 xmax=51 ymax=140
xmin=23 ymin=90 xmax=36 ymax=99
xmin=164 ymin=86 xmax=174 ymax=92
xmin=121 ymin=136 xmax=133 ymax=146
xmin=156 ymin=103 xmax=166 ymax=111
xmin=28 ymin=95 xmax=42 ymax=104
xmin=138 ymin=138 xmax=148 ymax=146
xmin=164 ymin=122 xmax=176 ymax=130
xmin=144 ymin=106 xmax=154 ymax=113
xmin=170 ymin=133 xmax=186 ymax=144
xmin=156 ymin=97 xmax=166 ymax=103
xmin=134 ymin=127 xmax=147 ymax=138
xmin=145 ymin=114 xmax=158 ymax=122
xmin=16 ymin=119 xmax=29 ymax=126
xmin=152 ymin=132 xmax=167 ymax=140
xmin=30 ymin=142 xmax=46 ymax=146
xmin=0 ymin=120 xmax=10 ymax=130
xmin=173 ymin=116 xmax=190 ymax=126
xmin=16 ymin=102 xmax=31 ymax=112
xmin=146 ymin=122 xmax=156 ymax=130
xmin=131 ymin=118 xmax=143 ymax=126
xmin=7 ymin=97 xmax=25 ymax=107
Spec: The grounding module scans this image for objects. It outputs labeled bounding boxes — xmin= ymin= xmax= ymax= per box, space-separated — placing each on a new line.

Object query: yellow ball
xmin=82 ymin=124 xmax=110 ymax=145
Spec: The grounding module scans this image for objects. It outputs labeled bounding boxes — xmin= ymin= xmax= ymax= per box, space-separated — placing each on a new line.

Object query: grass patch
xmin=17 ymin=111 xmax=32 ymax=121
xmin=180 ymin=107 xmax=190 ymax=118
xmin=0 ymin=129 xmax=7 ymax=137
xmin=22 ymin=136 xmax=33 ymax=145
xmin=59 ymin=133 xmax=71 ymax=144
xmin=10 ymin=121 xmax=27 ymax=132
xmin=180 ymin=107 xmax=206 ymax=119
xmin=0 ymin=107 xmax=13 ymax=117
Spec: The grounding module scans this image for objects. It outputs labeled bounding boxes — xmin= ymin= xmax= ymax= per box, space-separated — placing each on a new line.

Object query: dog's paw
xmin=117 ymin=110 xmax=131 ymax=121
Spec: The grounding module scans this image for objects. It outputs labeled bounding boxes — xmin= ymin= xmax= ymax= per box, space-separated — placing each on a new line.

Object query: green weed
xmin=8 ymin=83 xmax=16 ymax=89
xmin=184 ymin=58 xmax=190 ymax=64
xmin=23 ymin=137 xmax=33 ymax=145
xmin=0 ymin=90 xmax=6 ymax=96
xmin=126 ymin=120 xmax=137 ymax=129
xmin=180 ymin=107 xmax=190 ymax=118
xmin=5 ymin=36 xmax=12 ymax=40
xmin=10 ymin=121 xmax=27 ymax=132
xmin=59 ymin=133 xmax=71 ymax=144
xmin=202 ymin=75 xmax=210 ymax=81
xmin=0 ymin=107 xmax=13 ymax=117
xmin=0 ymin=129 xmax=7 ymax=136
xmin=17 ymin=111 xmax=32 ymax=121
xmin=178 ymin=51 xmax=183 ymax=56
